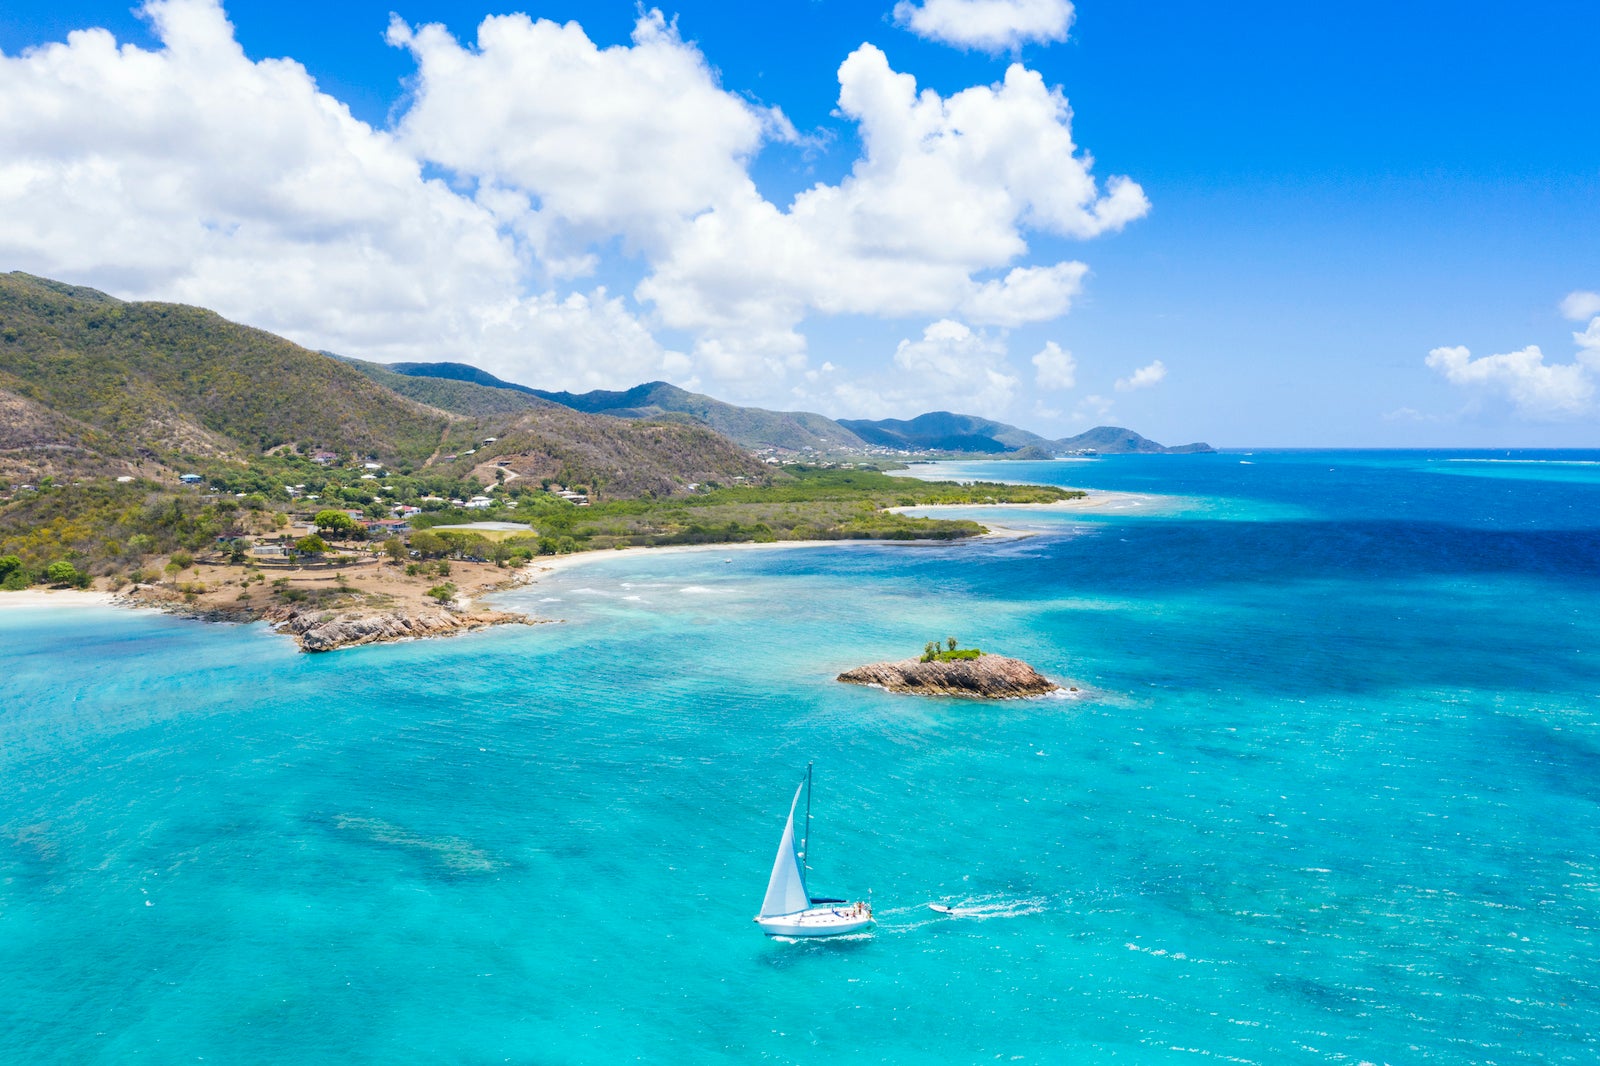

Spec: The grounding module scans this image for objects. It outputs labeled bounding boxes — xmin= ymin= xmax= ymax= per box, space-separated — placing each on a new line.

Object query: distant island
xmin=838 ymin=639 xmax=1064 ymax=698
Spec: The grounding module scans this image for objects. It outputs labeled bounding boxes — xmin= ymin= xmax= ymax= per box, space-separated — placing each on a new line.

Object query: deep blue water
xmin=4 ymin=452 xmax=1599 ymax=1063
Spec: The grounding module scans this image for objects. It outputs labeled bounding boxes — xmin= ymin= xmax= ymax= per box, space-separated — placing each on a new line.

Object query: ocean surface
xmin=4 ymin=451 xmax=1599 ymax=1064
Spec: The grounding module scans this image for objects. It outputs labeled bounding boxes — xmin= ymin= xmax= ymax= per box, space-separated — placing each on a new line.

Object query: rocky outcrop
xmin=837 ymin=654 xmax=1062 ymax=699
xmin=270 ymin=605 xmax=532 ymax=652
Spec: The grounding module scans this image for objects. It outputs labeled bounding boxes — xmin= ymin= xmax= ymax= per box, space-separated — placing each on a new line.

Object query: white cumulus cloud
xmin=893 ymin=0 xmax=1075 ymax=52
xmin=637 ymin=45 xmax=1147 ymax=370
xmin=1426 ymin=292 xmax=1600 ymax=420
xmin=1115 ymin=360 xmax=1167 ymax=391
xmin=387 ymin=10 xmax=789 ymax=259
xmin=1425 ymin=344 xmax=1594 ymax=419
xmin=826 ymin=319 xmax=1019 ymax=419
xmin=1560 ymin=290 xmax=1600 ymax=321
xmin=1031 ymin=341 xmax=1076 ymax=389
xmin=1575 ymin=317 xmax=1600 ymax=356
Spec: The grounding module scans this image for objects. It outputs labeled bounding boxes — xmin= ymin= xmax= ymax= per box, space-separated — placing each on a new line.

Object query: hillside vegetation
xmin=0 ymin=272 xmax=450 ymax=473
xmin=337 ymin=355 xmax=553 ymax=418
xmin=840 ymin=411 xmax=1049 ymax=453
xmin=384 ymin=365 xmax=869 ymax=453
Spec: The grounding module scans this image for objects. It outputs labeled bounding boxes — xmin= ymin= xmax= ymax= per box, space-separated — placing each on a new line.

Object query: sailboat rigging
xmin=754 ymin=763 xmax=873 ymax=938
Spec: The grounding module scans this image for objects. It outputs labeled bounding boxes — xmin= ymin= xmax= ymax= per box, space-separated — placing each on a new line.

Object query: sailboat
xmin=754 ymin=764 xmax=874 ymax=938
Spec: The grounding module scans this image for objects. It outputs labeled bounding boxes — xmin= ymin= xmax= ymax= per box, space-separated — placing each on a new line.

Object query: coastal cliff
xmin=837 ymin=654 xmax=1061 ymax=698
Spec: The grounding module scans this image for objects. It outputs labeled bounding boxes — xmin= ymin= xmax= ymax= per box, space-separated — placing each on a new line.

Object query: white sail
xmin=758 ymin=781 xmax=810 ymax=919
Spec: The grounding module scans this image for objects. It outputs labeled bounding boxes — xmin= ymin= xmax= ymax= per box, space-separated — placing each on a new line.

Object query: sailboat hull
xmin=755 ymin=905 xmax=873 ymax=938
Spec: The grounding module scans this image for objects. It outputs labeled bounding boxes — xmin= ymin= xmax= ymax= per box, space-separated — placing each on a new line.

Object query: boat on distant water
xmin=754 ymin=764 xmax=873 ymax=938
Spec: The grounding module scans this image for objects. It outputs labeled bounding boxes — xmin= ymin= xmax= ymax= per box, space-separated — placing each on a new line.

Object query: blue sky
xmin=1 ymin=0 xmax=1596 ymax=446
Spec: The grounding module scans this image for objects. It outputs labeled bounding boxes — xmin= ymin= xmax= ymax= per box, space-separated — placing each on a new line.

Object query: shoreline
xmin=889 ymin=488 xmax=1160 ymax=516
xmin=0 ymin=495 xmax=1125 ymax=638
xmin=0 ymin=509 xmax=1077 ymax=618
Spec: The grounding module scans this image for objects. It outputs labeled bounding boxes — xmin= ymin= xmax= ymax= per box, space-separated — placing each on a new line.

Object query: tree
xmin=409 ymin=530 xmax=447 ymax=557
xmin=0 ymin=555 xmax=28 ymax=590
xmin=313 ymin=509 xmax=359 ymax=537
xmin=383 ymin=537 xmax=406 ymax=563
xmin=947 ymin=636 xmax=957 ymax=652
xmin=45 ymin=561 xmax=80 ymax=586
xmin=294 ymin=534 xmax=328 ymax=556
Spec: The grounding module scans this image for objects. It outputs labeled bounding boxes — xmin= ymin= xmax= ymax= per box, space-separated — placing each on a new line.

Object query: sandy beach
xmin=516 ymin=536 xmax=849 ymax=585
xmin=509 ymin=501 xmax=1106 ymax=588
xmin=890 ymin=488 xmax=1162 ymax=515
xmin=0 ymin=588 xmax=118 ymax=609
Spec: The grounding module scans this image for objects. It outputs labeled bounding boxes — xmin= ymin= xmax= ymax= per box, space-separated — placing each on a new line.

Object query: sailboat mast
xmin=804 ymin=761 xmax=813 ymax=869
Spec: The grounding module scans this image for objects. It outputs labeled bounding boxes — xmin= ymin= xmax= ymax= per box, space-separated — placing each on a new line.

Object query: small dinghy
xmin=754 ymin=764 xmax=873 ymax=938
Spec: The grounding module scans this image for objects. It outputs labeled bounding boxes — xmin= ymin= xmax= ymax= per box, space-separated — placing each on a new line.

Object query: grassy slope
xmin=336 ymin=355 xmax=554 ymax=418
xmin=472 ymin=406 xmax=772 ymax=499
xmin=0 ymin=273 xmax=451 ymax=467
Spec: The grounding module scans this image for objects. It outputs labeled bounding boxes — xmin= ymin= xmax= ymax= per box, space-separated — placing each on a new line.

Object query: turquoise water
xmin=4 ymin=452 xmax=1600 ymax=1063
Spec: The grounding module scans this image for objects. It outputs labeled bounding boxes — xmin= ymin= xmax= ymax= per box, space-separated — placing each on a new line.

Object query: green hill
xmin=838 ymin=411 xmax=1050 ymax=453
xmin=1052 ymin=426 xmax=1215 ymax=454
xmin=472 ymin=405 xmax=769 ymax=499
xmin=335 ymin=355 xmax=552 ymax=418
xmin=0 ymin=272 xmax=450 ymax=475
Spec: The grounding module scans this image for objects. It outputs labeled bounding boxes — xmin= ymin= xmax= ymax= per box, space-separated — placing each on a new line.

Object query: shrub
xmin=426 ymin=582 xmax=457 ymax=604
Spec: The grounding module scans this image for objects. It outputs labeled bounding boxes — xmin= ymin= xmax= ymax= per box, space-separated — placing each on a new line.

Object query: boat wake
xmin=867 ymin=892 xmax=1061 ymax=933
xmin=926 ymin=892 xmax=1054 ymax=921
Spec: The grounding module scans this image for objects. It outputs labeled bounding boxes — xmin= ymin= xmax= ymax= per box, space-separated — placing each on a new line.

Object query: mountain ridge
xmin=383 ymin=367 xmax=1213 ymax=456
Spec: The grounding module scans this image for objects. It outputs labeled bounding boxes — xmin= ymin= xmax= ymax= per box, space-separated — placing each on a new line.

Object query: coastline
xmin=889 ymin=488 xmax=1160 ymax=516
xmin=0 ymin=498 xmax=1098 ymax=640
